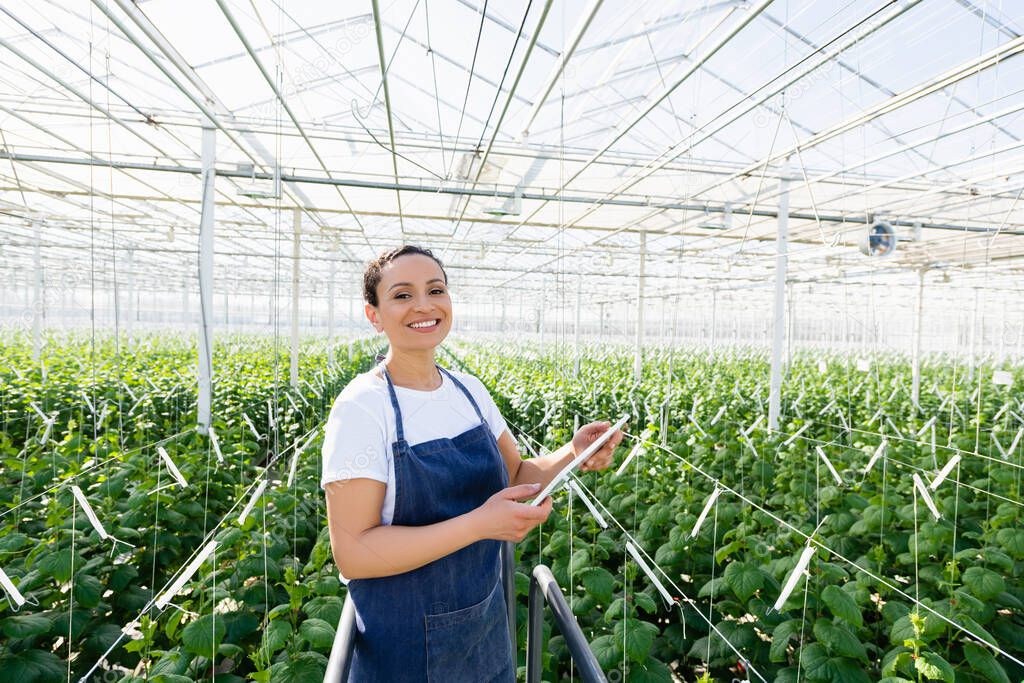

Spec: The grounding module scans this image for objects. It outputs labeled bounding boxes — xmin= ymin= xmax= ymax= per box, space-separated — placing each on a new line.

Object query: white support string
xmin=242 ymin=412 xmax=263 ymax=441
xmin=615 ymin=441 xmax=644 ymax=477
xmin=863 ymin=438 xmax=887 ymax=474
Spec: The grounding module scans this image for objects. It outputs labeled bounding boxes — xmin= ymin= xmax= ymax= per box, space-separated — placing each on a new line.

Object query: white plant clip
xmin=71 ymin=485 xmax=109 ymax=540
xmin=208 ymin=427 xmax=224 ymax=464
xmin=710 ymin=405 xmax=726 ymax=426
xmin=688 ymin=414 xmax=709 ymax=439
xmin=242 ymin=413 xmax=262 ymax=441
xmin=742 ymin=415 xmax=764 ymax=437
xmin=29 ymin=401 xmax=49 ymax=421
xmin=815 ymin=446 xmax=843 ymax=486
xmin=912 ymin=474 xmax=941 ymax=520
xmin=266 ymin=399 xmax=276 ymax=430
xmin=822 ymin=399 xmax=837 ymax=415
xmin=783 ymin=422 xmax=811 ymax=447
xmin=625 ymin=542 xmax=674 ymax=607
xmin=155 ymin=540 xmax=218 ymax=610
xmin=884 ymin=416 xmax=904 ymax=439
xmin=0 ymin=565 xmax=26 ymax=608
xmin=995 ymin=427 xmax=1023 ymax=460
xmin=863 ymin=439 xmax=887 ymax=474
xmin=284 ymin=393 xmax=300 ymax=413
xmin=915 ymin=416 xmax=936 ymax=438
xmin=39 ymin=416 xmax=56 ymax=446
xmin=930 ymin=455 xmax=961 ymax=492
xmin=81 ymin=391 xmax=96 ymax=415
xmin=286 ymin=432 xmax=317 ymax=488
xmin=691 ymin=487 xmax=723 ymax=538
xmin=992 ymin=403 xmax=1009 ymax=423
xmin=238 ymin=480 xmax=268 ymax=525
xmin=123 ymin=382 xmax=138 ymax=403
xmin=615 ymin=442 xmax=644 ymax=477
xmin=158 ymin=447 xmax=189 ymax=489
xmin=568 ymin=481 xmax=608 ymax=529
xmin=773 ymin=545 xmax=816 ymax=612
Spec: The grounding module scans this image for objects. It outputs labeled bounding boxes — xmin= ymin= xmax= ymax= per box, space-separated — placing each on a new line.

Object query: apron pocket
xmin=425 ymin=580 xmax=513 ymax=682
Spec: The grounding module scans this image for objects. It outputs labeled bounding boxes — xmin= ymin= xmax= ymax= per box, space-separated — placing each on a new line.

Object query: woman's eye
xmin=431 ymin=288 xmax=446 ymax=295
xmin=394 ymin=293 xmax=410 ymax=299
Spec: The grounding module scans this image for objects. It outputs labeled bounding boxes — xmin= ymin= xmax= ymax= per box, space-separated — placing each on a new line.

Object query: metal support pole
xmin=526 ymin=565 xmax=607 ymax=683
xmin=290 ymin=208 xmax=301 ymax=389
xmin=710 ymin=289 xmax=718 ymax=351
xmin=633 ymin=230 xmax=646 ymax=381
xmin=181 ymin=278 xmax=189 ymax=324
xmin=125 ymin=248 xmax=134 ymax=342
xmin=574 ymin=275 xmax=582 ymax=353
xmin=327 ymin=260 xmax=336 ymax=348
xmin=197 ymin=124 xmax=215 ymax=433
xmin=911 ymin=268 xmax=926 ymax=408
xmin=32 ymin=221 xmax=42 ymax=364
xmin=768 ymin=160 xmax=790 ymax=432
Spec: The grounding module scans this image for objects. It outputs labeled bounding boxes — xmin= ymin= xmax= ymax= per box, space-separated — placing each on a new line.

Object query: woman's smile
xmin=407 ymin=318 xmax=442 ymax=332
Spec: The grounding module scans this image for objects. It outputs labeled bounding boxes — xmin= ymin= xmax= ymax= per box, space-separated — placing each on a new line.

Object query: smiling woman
xmin=321 ymin=245 xmax=624 ymax=681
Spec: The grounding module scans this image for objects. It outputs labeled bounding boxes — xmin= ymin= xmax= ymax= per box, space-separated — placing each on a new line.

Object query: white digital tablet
xmin=529 ymin=415 xmax=629 ymax=507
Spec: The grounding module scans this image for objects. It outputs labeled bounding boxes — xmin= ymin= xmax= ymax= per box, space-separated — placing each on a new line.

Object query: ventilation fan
xmin=858 ymin=221 xmax=897 ymax=257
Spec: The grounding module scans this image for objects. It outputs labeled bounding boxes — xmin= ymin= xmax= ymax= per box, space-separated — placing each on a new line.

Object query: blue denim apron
xmin=346 ymin=366 xmax=515 ymax=682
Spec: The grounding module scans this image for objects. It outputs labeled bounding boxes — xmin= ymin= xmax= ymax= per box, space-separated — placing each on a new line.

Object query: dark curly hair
xmin=362 ymin=245 xmax=448 ymax=307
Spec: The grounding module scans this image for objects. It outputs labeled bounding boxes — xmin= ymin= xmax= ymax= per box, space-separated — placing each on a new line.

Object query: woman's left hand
xmin=572 ymin=421 xmax=626 ymax=472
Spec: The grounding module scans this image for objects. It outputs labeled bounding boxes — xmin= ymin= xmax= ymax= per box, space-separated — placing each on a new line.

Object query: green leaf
xmin=579 ymin=567 xmax=615 ymax=603
xmin=821 ymin=585 xmax=862 ymax=628
xmin=813 ymin=618 xmax=866 ymax=661
xmin=0 ymin=649 xmax=66 ymax=682
xmin=262 ymin=618 xmax=292 ymax=654
xmin=962 ymin=567 xmax=1005 ymax=601
xmin=724 ymin=561 xmax=763 ymax=603
xmin=626 ymin=656 xmax=673 ymax=683
xmin=913 ymin=652 xmax=954 ymax=682
xmin=831 ymin=658 xmax=870 ymax=683
xmin=633 ymin=591 xmax=658 ymax=614
xmin=304 ymin=596 xmax=344 ymax=626
xmin=614 ymin=618 xmax=659 ymax=663
xmin=799 ymin=642 xmax=833 ymax=680
xmin=770 ymin=620 xmax=800 ymax=663
xmin=569 ymin=548 xmax=590 ymax=575
xmin=75 ymin=573 xmax=104 ymax=608
xmin=0 ymin=613 xmax=53 ymax=638
xmin=274 ymin=652 xmax=327 ymax=683
xmin=590 ymin=634 xmax=622 ymax=670
xmin=181 ymin=613 xmax=226 ymax=659
xmin=995 ymin=528 xmax=1024 ymax=558
xmin=299 ymin=617 xmax=335 ymax=650
xmin=38 ymin=549 xmax=75 ymax=583
xmin=962 ymin=641 xmax=1011 ymax=683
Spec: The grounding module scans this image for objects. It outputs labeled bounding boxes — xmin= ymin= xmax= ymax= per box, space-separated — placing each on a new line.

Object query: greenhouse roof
xmin=1 ymin=0 xmax=1024 ymax=304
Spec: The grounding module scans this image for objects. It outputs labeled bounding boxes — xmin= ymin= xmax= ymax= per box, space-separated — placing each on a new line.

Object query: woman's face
xmin=365 ymin=254 xmax=452 ymax=351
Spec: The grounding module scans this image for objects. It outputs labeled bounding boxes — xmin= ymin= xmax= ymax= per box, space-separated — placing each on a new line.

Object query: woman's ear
xmin=364 ymin=303 xmax=383 ymax=333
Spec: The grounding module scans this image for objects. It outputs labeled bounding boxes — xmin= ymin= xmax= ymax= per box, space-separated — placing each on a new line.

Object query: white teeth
xmin=409 ymin=320 xmax=438 ymax=329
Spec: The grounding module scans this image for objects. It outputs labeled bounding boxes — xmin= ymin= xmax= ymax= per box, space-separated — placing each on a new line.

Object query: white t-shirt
xmin=320 ymin=364 xmax=509 ymax=525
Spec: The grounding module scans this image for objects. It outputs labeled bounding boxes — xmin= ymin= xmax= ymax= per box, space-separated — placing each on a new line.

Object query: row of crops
xmin=2 ymin=334 xmax=1022 ymax=682
xmin=446 ymin=342 xmax=1023 ymax=683
xmin=0 ymin=333 xmax=380 ymax=682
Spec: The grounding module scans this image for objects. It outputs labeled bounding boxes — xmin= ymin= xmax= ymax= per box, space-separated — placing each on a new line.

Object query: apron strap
xmin=439 ymin=367 xmax=487 ymax=426
xmin=379 ymin=365 xmax=407 ymax=444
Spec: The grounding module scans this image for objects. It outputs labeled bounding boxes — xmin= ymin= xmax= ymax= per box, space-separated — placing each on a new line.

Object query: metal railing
xmin=526 ymin=564 xmax=607 ymax=683
xmin=324 ymin=543 xmax=604 ymax=682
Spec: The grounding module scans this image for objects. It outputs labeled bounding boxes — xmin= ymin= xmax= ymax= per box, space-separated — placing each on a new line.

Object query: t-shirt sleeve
xmin=463 ymin=374 xmax=509 ymax=441
xmin=320 ymin=394 xmax=389 ymax=489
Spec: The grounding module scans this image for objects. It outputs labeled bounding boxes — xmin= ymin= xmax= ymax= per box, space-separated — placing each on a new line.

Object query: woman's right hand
xmin=471 ymin=483 xmax=553 ymax=542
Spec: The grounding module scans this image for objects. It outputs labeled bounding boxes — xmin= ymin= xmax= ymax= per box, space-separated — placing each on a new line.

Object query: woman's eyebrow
xmin=387 ymin=278 xmax=445 ymax=291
